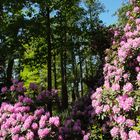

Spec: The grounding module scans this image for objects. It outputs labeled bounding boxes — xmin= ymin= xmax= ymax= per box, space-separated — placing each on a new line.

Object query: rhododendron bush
xmin=0 ymin=81 xmax=93 ymax=140
xmin=0 ymin=100 xmax=60 ymax=140
xmin=91 ymin=1 xmax=140 ymax=139
xmin=0 ymin=82 xmax=60 ymax=140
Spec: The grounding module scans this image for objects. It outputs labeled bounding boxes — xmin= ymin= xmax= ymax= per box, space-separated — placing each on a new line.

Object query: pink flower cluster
xmin=91 ymin=1 xmax=140 ymax=139
xmin=0 ymin=96 xmax=60 ymax=139
xmin=1 ymin=82 xmax=26 ymax=94
xmin=117 ymin=95 xmax=134 ymax=111
xmin=91 ymin=88 xmax=103 ymax=115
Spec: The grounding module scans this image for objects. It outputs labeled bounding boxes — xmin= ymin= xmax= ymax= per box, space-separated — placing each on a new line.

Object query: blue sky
xmin=99 ymin=0 xmax=128 ymax=25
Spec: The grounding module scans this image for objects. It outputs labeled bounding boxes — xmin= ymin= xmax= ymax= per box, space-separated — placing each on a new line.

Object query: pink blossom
xmin=130 ymin=16 xmax=134 ymax=20
xmin=137 ymin=55 xmax=140 ymax=62
xmin=116 ymin=116 xmax=126 ymax=125
xmin=23 ymin=97 xmax=33 ymax=104
xmin=110 ymin=127 xmax=119 ymax=137
xmin=49 ymin=116 xmax=60 ymax=127
xmin=124 ymin=24 xmax=131 ymax=32
xmin=123 ymin=97 xmax=134 ymax=111
xmin=34 ymin=108 xmax=45 ymax=117
xmin=135 ymin=67 xmax=140 ymax=72
xmin=123 ymin=73 xmax=129 ymax=80
xmin=12 ymin=134 xmax=19 ymax=140
xmin=96 ymin=87 xmax=102 ymax=94
xmin=137 ymin=73 xmax=140 ymax=81
xmin=126 ymin=11 xmax=131 ymax=17
xmin=23 ymin=122 xmax=30 ymax=130
xmin=114 ymin=30 xmax=119 ymax=37
xmin=23 ymin=116 xmax=34 ymax=129
xmin=39 ymin=119 xmax=46 ymax=128
xmin=92 ymin=100 xmax=100 ymax=107
xmin=38 ymin=128 xmax=50 ymax=139
xmin=83 ymin=133 xmax=90 ymax=140
xmin=58 ymin=135 xmax=63 ymax=140
xmin=123 ymin=83 xmax=133 ymax=93
xmin=112 ymin=105 xmax=120 ymax=114
xmin=117 ymin=95 xmax=134 ymax=111
xmin=114 ymin=60 xmax=118 ymax=66
xmin=129 ymin=130 xmax=140 ymax=140
xmin=103 ymin=105 xmax=110 ymax=112
xmin=120 ymin=130 xmax=128 ymax=140
xmin=14 ymin=102 xmax=23 ymax=108
xmin=10 ymin=85 xmax=15 ymax=91
xmin=111 ymin=83 xmax=120 ymax=91
xmin=133 ymin=7 xmax=140 ymax=13
xmin=1 ymin=87 xmax=7 ymax=93
xmin=126 ymin=119 xmax=135 ymax=127
xmin=115 ymin=75 xmax=121 ymax=82
xmin=26 ymin=131 xmax=34 ymax=140
xmin=95 ymin=106 xmax=102 ymax=115
xmin=19 ymin=137 xmax=26 ymax=140
xmin=32 ymin=123 xmax=38 ymax=130
xmin=11 ymin=125 xmax=21 ymax=134
xmin=136 ymin=19 xmax=140 ymax=25
xmin=16 ymin=113 xmax=22 ymax=122
xmin=104 ymin=81 xmax=110 ymax=89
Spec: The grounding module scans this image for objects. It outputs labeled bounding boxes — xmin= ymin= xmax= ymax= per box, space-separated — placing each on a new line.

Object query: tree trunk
xmin=71 ymin=46 xmax=76 ymax=101
xmin=79 ymin=50 xmax=83 ymax=96
xmin=53 ymin=53 xmax=57 ymax=89
xmin=6 ymin=59 xmax=14 ymax=87
xmin=75 ymin=65 xmax=79 ymax=99
xmin=60 ymin=14 xmax=68 ymax=110
xmin=60 ymin=50 xmax=68 ymax=110
xmin=53 ymin=53 xmax=60 ymax=109
xmin=46 ymin=4 xmax=52 ymax=116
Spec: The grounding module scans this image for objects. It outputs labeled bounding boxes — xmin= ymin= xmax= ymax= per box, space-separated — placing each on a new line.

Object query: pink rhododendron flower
xmin=10 ymin=85 xmax=15 ymax=91
xmin=111 ymin=83 xmax=120 ymax=91
xmin=133 ymin=7 xmax=140 ymax=13
xmin=1 ymin=87 xmax=7 ymax=93
xmin=126 ymin=119 xmax=135 ymax=127
xmin=104 ymin=81 xmax=110 ymax=89
xmin=83 ymin=133 xmax=90 ymax=140
xmin=92 ymin=100 xmax=100 ymax=107
xmin=103 ymin=105 xmax=110 ymax=112
xmin=32 ymin=123 xmax=38 ymax=130
xmin=19 ymin=136 xmax=26 ymax=140
xmin=26 ymin=131 xmax=34 ymax=140
xmin=137 ymin=55 xmax=140 ymax=62
xmin=123 ymin=97 xmax=134 ymax=111
xmin=49 ymin=116 xmax=60 ymax=127
xmin=38 ymin=128 xmax=50 ymax=139
xmin=116 ymin=116 xmax=126 ymax=125
xmin=126 ymin=11 xmax=131 ymax=17
xmin=12 ymin=134 xmax=19 ymax=140
xmin=123 ymin=73 xmax=129 ymax=80
xmin=120 ymin=130 xmax=128 ymax=140
xmin=96 ymin=87 xmax=103 ymax=94
xmin=34 ymin=108 xmax=45 ymax=117
xmin=112 ymin=105 xmax=120 ymax=114
xmin=129 ymin=130 xmax=140 ymax=140
xmin=135 ymin=66 xmax=140 ymax=72
xmin=123 ymin=83 xmax=133 ymax=93
xmin=110 ymin=127 xmax=119 ymax=137
xmin=136 ymin=19 xmax=140 ymax=25
xmin=39 ymin=119 xmax=46 ymax=128
xmin=137 ymin=73 xmax=140 ymax=81
xmin=95 ymin=106 xmax=102 ymax=114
